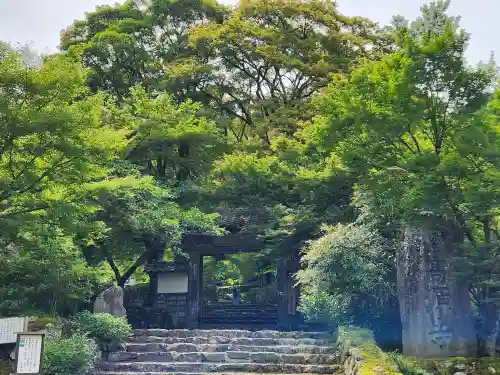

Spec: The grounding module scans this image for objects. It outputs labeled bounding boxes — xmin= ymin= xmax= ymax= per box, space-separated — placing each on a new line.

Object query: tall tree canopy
xmin=305 ymin=0 xmax=499 ymax=357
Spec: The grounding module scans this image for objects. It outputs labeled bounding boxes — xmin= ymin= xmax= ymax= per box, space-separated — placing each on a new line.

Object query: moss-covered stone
xmin=27 ymin=316 xmax=57 ymax=331
xmin=476 ymin=357 xmax=500 ymax=374
xmin=339 ymin=327 xmax=403 ymax=375
xmin=338 ymin=326 xmax=500 ymax=375
xmin=395 ymin=355 xmax=500 ymax=375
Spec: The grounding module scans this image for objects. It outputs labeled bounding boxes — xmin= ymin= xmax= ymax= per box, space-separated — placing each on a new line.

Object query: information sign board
xmin=0 ymin=317 xmax=28 ymax=345
xmin=14 ymin=333 xmax=45 ymax=375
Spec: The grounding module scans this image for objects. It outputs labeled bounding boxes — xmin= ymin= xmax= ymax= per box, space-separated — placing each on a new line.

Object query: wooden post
xmin=277 ymin=259 xmax=289 ymax=330
xmin=186 ymin=251 xmax=201 ymax=328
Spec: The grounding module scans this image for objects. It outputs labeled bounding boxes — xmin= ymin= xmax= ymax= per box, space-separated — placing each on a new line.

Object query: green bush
xmin=298 ymin=290 xmax=348 ymax=328
xmin=76 ymin=311 xmax=132 ymax=351
xmin=42 ymin=333 xmax=99 ymax=375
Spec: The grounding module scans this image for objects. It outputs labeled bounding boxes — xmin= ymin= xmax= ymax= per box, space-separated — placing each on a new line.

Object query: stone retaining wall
xmin=339 ymin=327 xmax=401 ymax=375
xmin=343 ymin=348 xmax=365 ymax=375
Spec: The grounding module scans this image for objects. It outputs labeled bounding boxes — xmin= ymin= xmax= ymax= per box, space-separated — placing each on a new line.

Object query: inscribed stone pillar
xmin=397 ymin=227 xmax=475 ymax=357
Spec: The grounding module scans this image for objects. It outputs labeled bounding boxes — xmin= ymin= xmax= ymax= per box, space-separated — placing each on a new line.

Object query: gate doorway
xmin=201 ymin=254 xmax=278 ymax=328
xmin=182 ymin=234 xmax=301 ymax=330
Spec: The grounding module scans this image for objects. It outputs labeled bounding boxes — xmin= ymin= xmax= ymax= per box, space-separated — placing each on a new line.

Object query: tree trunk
xmin=397 ymin=226 xmax=476 ymax=357
xmin=143 ymin=236 xmax=166 ymax=307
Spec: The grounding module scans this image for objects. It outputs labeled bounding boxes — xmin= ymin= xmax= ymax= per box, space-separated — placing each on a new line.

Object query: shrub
xmin=76 ymin=311 xmax=132 ymax=351
xmin=42 ymin=333 xmax=99 ymax=375
xmin=298 ymin=290 xmax=348 ymax=328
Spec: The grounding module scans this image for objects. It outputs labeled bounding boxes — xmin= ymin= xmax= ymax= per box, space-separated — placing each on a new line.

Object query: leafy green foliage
xmin=60 ymin=0 xmax=227 ymax=99
xmin=298 ymin=223 xmax=390 ymax=295
xmin=190 ymin=0 xmax=386 ymax=141
xmin=0 ymin=47 xmax=129 ymax=226
xmin=0 ymin=223 xmax=103 ymax=316
xmin=0 ymin=45 xmax=143 ymax=313
xmin=42 ymin=332 xmax=99 ymax=375
xmin=310 ymin=1 xmax=498 ymax=230
xmin=124 ymin=86 xmax=225 ymax=185
xmin=76 ymin=311 xmax=132 ymax=349
xmin=298 ymin=290 xmax=348 ymax=328
xmin=297 ymin=219 xmax=398 ymax=339
xmin=83 ymin=176 xmax=222 ymax=286
xmin=203 ymin=253 xmax=277 ymax=304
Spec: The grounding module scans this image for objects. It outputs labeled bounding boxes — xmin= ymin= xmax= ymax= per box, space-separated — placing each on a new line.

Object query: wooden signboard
xmin=0 ymin=317 xmax=28 ymax=345
xmin=14 ymin=333 xmax=45 ymax=375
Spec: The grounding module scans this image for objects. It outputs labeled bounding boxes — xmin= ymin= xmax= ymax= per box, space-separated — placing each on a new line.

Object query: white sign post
xmin=0 ymin=317 xmax=28 ymax=345
xmin=14 ymin=333 xmax=45 ymax=375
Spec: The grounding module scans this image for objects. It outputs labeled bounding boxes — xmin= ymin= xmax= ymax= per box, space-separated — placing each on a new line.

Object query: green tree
xmin=0 ymin=45 xmax=136 ymax=316
xmin=189 ymin=0 xmax=387 ymax=143
xmin=297 ymin=197 xmax=401 ymax=348
xmin=0 ymin=222 xmax=104 ymax=317
xmin=60 ymin=0 xmax=227 ymax=100
xmin=309 ymin=0 xmax=498 ymax=356
xmin=83 ymin=177 xmax=221 ymax=288
xmin=0 ymin=46 xmax=130 ymax=232
xmin=124 ymin=86 xmax=225 ymax=185
xmin=75 ymin=87 xmax=226 ymax=289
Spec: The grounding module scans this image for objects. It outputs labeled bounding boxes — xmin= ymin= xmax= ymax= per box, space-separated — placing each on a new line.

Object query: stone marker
xmin=94 ymin=286 xmax=127 ymax=317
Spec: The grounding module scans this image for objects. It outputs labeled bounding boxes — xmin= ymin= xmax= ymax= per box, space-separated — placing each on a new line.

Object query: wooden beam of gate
xmin=181 ymin=234 xmax=266 ymax=255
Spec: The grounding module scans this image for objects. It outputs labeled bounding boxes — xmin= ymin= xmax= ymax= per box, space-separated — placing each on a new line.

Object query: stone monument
xmin=94 ymin=286 xmax=127 ymax=317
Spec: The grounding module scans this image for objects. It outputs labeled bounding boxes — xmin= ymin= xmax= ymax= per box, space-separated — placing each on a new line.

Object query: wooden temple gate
xmin=146 ymin=233 xmax=302 ymax=330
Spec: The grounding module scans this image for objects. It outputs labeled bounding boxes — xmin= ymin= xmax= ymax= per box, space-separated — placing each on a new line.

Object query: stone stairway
xmin=95 ymin=329 xmax=340 ymax=375
xmin=201 ymin=304 xmax=279 ymax=328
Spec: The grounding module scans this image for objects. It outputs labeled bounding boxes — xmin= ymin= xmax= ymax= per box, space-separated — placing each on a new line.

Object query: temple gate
xmin=144 ymin=233 xmax=302 ymax=330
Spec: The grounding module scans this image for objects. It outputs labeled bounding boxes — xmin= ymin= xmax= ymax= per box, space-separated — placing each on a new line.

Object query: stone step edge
xmin=95 ymin=372 xmax=330 ymax=375
xmin=126 ymin=344 xmax=337 ymax=352
xmin=130 ymin=337 xmax=336 ymax=345
xmin=134 ymin=328 xmax=334 ymax=339
xmin=126 ymin=343 xmax=337 ymax=348
xmin=110 ymin=352 xmax=338 ymax=364
xmin=99 ymin=362 xmax=340 ymax=373
xmin=121 ymin=351 xmax=337 ymax=355
xmin=133 ymin=329 xmax=331 ymax=336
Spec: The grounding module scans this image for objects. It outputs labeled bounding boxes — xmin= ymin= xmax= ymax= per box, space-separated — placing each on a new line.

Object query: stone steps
xmin=202 ymin=311 xmax=278 ymax=315
xmin=132 ymin=333 xmax=334 ymax=346
xmin=98 ymin=362 xmax=339 ymax=373
xmin=95 ymin=372 xmax=326 ymax=375
xmin=126 ymin=343 xmax=337 ymax=355
xmin=110 ymin=351 xmax=337 ymax=364
xmin=200 ymin=318 xmax=278 ymax=323
xmin=97 ymin=329 xmax=339 ymax=375
xmin=202 ymin=305 xmax=277 ymax=311
xmin=131 ymin=336 xmax=333 ymax=346
xmin=199 ymin=324 xmax=279 ymax=330
xmin=133 ymin=330 xmax=332 ymax=339
xmin=200 ymin=320 xmax=278 ymax=326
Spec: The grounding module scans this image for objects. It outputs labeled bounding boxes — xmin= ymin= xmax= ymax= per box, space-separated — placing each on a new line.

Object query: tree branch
xmin=102 ymin=246 xmax=122 ymax=286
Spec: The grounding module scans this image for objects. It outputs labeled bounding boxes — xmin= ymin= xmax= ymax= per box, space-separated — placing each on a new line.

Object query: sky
xmin=0 ymin=0 xmax=497 ymax=65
